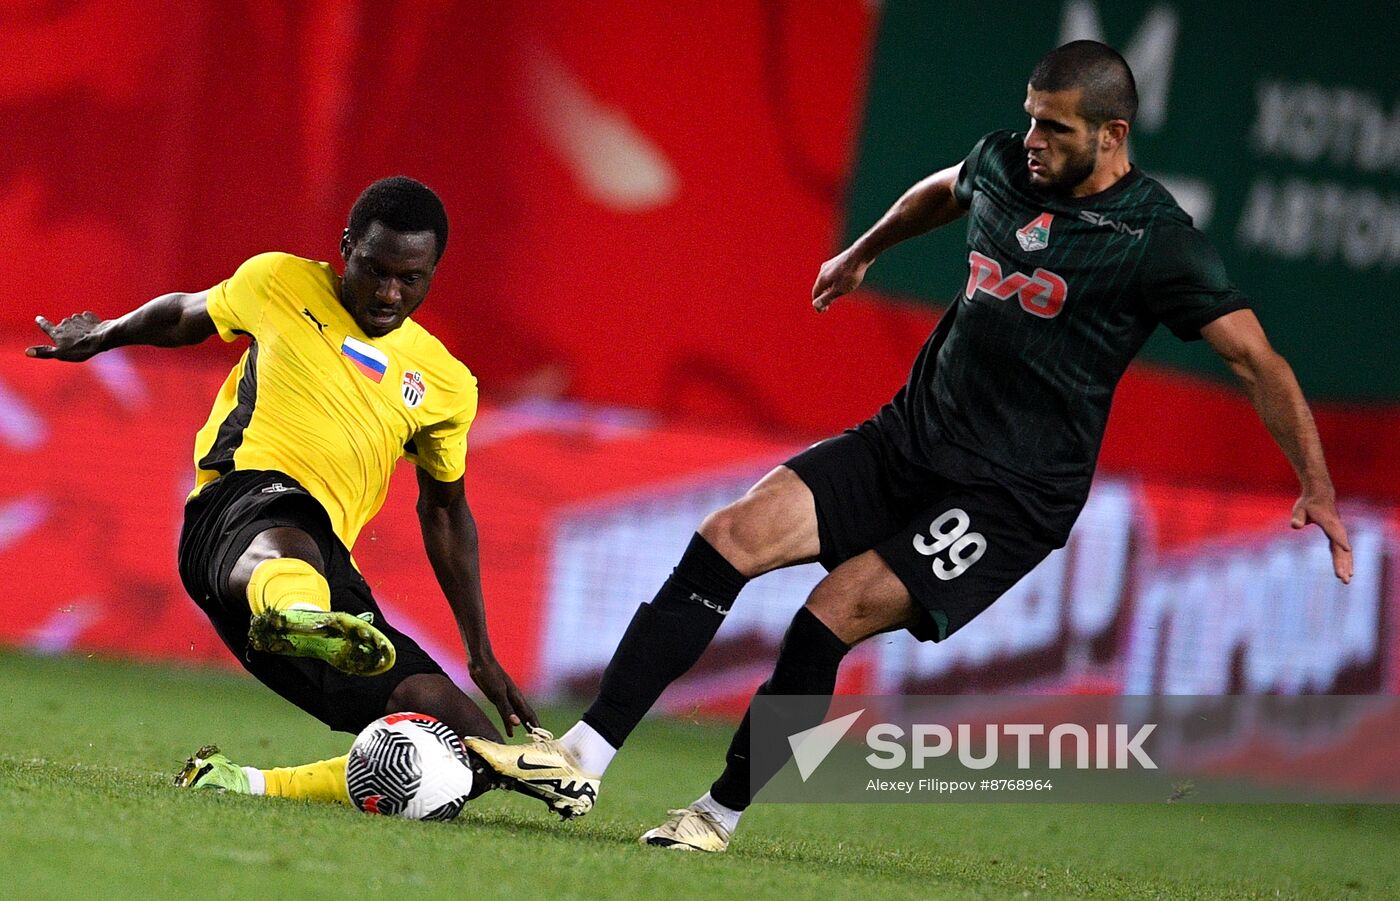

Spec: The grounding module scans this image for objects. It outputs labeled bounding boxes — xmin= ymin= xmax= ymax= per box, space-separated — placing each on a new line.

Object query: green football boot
xmin=248 ymin=609 xmax=395 ymax=676
xmin=173 ymin=745 xmax=251 ymax=793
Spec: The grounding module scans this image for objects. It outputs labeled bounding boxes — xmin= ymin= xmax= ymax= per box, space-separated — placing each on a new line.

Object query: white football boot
xmin=640 ymin=805 xmax=732 ymax=852
xmin=461 ymin=727 xmax=599 ymax=819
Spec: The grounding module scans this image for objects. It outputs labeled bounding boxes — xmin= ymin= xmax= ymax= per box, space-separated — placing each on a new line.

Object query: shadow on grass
xmin=453 ymin=803 xmax=642 ymax=848
xmin=453 ymin=799 xmax=953 ymax=880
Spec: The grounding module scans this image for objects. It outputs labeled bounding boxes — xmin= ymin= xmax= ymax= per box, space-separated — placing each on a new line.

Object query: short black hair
xmin=347 ymin=176 xmax=449 ymax=260
xmin=1028 ymin=40 xmax=1138 ymax=125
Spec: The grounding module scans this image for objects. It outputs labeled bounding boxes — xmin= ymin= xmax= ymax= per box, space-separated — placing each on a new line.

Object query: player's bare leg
xmin=227 ymin=526 xmax=324 ymax=595
xmin=231 ymin=527 xmax=395 ymax=676
xmin=799 ymin=551 xmax=921 ymax=645
xmin=388 ymin=673 xmax=501 ymax=742
xmin=464 ymin=465 xmax=821 ymax=817
xmin=644 ymin=551 xmax=917 ymax=851
xmin=698 ymin=465 xmax=822 ymax=578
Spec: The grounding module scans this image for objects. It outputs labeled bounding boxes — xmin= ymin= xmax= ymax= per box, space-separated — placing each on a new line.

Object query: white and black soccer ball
xmin=346 ymin=713 xmax=474 ymax=821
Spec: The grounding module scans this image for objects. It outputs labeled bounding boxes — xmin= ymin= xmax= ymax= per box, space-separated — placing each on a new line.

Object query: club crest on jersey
xmin=1016 ymin=212 xmax=1054 ymax=252
xmin=402 ymin=370 xmax=426 ymax=408
xmin=341 ymin=336 xmax=389 ymax=383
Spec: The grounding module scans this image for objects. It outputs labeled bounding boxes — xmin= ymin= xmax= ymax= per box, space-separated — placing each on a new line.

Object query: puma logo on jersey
xmin=301 ymin=308 xmax=328 ymax=332
xmin=1079 ymin=210 xmax=1144 ymax=239
xmin=965 ymin=251 xmax=1068 ymax=318
xmin=1016 ymin=212 xmax=1053 ymax=252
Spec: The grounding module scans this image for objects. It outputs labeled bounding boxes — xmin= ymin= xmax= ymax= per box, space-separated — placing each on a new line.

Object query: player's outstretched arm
xmin=415 ymin=467 xmax=539 ymax=736
xmin=1202 ymin=309 xmax=1353 ymax=583
xmin=26 ymin=291 xmax=216 ymax=362
xmin=812 ymin=162 xmax=967 ymax=312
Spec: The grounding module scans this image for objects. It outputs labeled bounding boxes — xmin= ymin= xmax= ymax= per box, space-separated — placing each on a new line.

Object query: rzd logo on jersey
xmin=965 ymin=251 xmax=1067 ymax=318
xmin=401 ymin=370 xmax=426 ymax=408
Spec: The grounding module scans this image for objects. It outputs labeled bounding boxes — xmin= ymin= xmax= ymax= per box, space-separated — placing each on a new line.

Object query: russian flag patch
xmin=341 ymin=335 xmax=389 ymax=383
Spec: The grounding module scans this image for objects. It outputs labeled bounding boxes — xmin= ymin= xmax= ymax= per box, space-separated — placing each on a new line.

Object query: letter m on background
xmin=1059 ymin=1 xmax=1179 ymax=132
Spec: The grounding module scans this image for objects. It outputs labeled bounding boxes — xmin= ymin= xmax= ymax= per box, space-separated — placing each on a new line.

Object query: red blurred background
xmin=0 ymin=1 xmax=1394 ymax=708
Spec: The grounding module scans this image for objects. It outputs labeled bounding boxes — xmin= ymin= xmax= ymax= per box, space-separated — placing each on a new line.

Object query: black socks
xmin=581 ymin=533 xmax=749 ymax=748
xmin=709 ymin=606 xmax=849 ymax=811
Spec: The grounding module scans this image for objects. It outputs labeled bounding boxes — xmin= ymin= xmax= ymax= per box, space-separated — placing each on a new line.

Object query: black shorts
xmin=177 ymin=469 xmax=445 ymax=733
xmin=784 ymin=426 xmax=1056 ymax=643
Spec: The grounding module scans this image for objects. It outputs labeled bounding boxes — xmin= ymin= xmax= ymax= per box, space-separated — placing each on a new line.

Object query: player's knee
xmin=804 ymin=596 xmax=877 ymax=646
xmin=228 ymin=526 xmax=324 ymax=599
xmin=386 ymin=674 xmax=502 ymax=742
xmin=806 ymin=568 xmax=912 ymax=645
xmin=386 ymin=673 xmax=455 ymax=719
xmin=699 ymin=502 xmax=776 ymax=575
xmin=807 ymin=578 xmax=871 ymax=626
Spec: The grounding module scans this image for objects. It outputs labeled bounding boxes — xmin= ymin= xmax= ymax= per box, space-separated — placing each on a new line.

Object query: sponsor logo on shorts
xmin=402 ymin=370 xmax=426 ymax=408
xmin=261 ymin=483 xmax=290 ymax=494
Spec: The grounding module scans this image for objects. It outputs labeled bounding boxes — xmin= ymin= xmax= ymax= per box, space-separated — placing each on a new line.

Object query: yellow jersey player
xmin=27 ymin=177 xmax=534 ymax=807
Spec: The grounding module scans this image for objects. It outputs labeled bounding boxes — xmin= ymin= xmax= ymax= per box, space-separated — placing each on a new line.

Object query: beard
xmin=1041 ymin=144 xmax=1098 ymax=196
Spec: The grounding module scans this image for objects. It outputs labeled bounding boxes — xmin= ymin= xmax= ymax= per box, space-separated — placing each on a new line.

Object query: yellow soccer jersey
xmin=191 ymin=252 xmax=477 ymax=549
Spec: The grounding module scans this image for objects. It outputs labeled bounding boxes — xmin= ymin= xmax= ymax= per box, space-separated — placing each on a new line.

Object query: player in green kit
xmin=464 ymin=41 xmax=1354 ymax=847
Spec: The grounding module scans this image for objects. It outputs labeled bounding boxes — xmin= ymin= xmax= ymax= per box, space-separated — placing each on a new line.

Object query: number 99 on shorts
xmin=912 ymin=508 xmax=987 ymax=581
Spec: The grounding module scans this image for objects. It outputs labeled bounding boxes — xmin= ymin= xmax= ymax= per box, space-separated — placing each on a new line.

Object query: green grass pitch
xmin=1 ymin=650 xmax=1397 ymax=900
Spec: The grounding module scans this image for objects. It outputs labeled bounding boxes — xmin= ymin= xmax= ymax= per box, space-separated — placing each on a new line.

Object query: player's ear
xmin=340 ymin=229 xmax=353 ymax=262
xmin=1102 ymin=119 xmax=1129 ymax=152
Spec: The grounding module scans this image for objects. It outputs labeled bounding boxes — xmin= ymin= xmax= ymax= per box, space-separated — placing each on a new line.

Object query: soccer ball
xmin=346 ymin=713 xmax=475 ymax=821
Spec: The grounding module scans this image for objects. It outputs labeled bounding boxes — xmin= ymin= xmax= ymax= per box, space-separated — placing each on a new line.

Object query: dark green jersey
xmin=872 ymin=130 xmax=1250 ymax=541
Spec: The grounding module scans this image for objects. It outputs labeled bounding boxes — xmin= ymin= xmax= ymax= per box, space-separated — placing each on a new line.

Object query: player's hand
xmin=1291 ymin=489 xmax=1352 ymax=584
xmin=468 ymin=653 xmax=539 ymax=738
xmin=812 ymin=250 xmax=870 ymax=313
xmin=26 ymin=312 xmax=104 ymax=362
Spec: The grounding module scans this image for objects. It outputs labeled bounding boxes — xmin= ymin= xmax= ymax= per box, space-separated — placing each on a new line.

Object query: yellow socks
xmin=259 ymin=755 xmax=351 ymax=805
xmin=237 ymin=562 xmax=350 ymax=806
xmin=246 ymin=558 xmax=331 ymax=615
